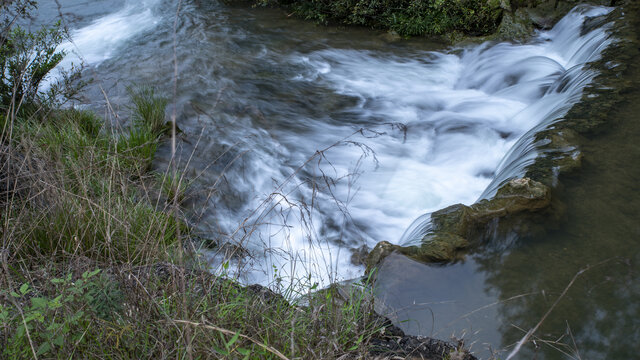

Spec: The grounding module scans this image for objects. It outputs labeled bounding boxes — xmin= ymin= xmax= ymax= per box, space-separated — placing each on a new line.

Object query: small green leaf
xmin=214 ymin=347 xmax=229 ymax=356
xmin=10 ymin=291 xmax=20 ymax=298
xmin=72 ymin=310 xmax=84 ymax=321
xmin=227 ymin=333 xmax=239 ymax=348
xmin=237 ymin=348 xmax=250 ymax=356
xmin=50 ymin=295 xmax=63 ymax=309
xmin=52 ymin=335 xmax=64 ymax=347
xmin=20 ymin=283 xmax=29 ymax=295
xmin=88 ymin=269 xmax=101 ymax=278
xmin=36 ymin=342 xmax=51 ymax=356
xmin=46 ymin=322 xmax=61 ymax=331
xmin=31 ymin=297 xmax=48 ymax=309
xmin=16 ymin=324 xmax=26 ymax=338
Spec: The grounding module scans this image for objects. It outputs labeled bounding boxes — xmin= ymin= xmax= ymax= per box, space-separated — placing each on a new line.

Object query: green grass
xmin=128 ymin=86 xmax=170 ymax=136
xmin=2 ymin=88 xmax=180 ymax=262
xmin=0 ymin=267 xmax=382 ymax=359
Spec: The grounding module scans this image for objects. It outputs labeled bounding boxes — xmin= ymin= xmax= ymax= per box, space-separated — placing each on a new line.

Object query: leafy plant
xmin=1 ymin=269 xmax=122 ymax=358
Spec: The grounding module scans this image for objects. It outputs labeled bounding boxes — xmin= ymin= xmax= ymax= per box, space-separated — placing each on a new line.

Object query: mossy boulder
xmin=366 ymin=178 xmax=551 ymax=271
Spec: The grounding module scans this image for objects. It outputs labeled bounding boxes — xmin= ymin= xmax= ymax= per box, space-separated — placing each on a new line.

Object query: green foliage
xmin=106 ymin=271 xmax=383 ymax=359
xmin=21 ymin=192 xmax=181 ymax=262
xmin=6 ymin=98 xmax=178 ymax=264
xmin=156 ymin=170 xmax=191 ymax=204
xmin=1 ymin=1 xmax=85 ymax=117
xmin=255 ymin=0 xmax=504 ymax=37
xmin=117 ymin=124 xmax=159 ymax=172
xmin=115 ymin=86 xmax=170 ymax=172
xmin=32 ymin=109 xmax=106 ymax=166
xmin=128 ymin=86 xmax=169 ymax=135
xmin=1 ymin=269 xmax=123 ymax=358
xmin=1 ymin=19 xmax=63 ymax=110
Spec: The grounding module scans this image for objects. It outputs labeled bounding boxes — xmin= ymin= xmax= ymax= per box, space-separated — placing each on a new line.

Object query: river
xmin=36 ymin=1 xmax=639 ymax=358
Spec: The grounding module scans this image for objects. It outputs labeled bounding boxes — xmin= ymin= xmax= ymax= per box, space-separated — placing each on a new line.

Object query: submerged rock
xmin=367 ymin=178 xmax=551 ymax=270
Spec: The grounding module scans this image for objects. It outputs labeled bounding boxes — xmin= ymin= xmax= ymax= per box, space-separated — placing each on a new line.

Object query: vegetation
xmin=0 ymin=264 xmax=382 ymax=358
xmin=0 ymin=2 xmax=388 ymax=359
xmin=252 ymin=0 xmax=505 ymax=37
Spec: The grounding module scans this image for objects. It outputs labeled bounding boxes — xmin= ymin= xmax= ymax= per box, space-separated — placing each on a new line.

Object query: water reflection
xmin=376 ymin=68 xmax=640 ymax=359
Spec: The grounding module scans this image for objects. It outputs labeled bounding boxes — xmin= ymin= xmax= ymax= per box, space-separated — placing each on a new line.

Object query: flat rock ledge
xmin=366 ymin=178 xmax=551 ymax=271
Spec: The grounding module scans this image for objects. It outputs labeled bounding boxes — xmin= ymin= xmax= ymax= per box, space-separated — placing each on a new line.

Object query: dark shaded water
xmin=35 ymin=1 xmax=640 ymax=358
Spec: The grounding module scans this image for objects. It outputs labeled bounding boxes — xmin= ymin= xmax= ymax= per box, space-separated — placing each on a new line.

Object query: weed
xmin=0 ymin=269 xmax=117 ymax=358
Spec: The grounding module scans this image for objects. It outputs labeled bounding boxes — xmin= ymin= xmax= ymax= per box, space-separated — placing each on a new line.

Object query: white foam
xmin=222 ymin=6 xmax=614 ymax=287
xmin=41 ymin=1 xmax=613 ymax=288
xmin=44 ymin=0 xmax=162 ymax=87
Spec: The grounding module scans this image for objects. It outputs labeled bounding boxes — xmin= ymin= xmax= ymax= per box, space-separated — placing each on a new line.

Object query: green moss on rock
xmin=366 ymin=178 xmax=551 ymax=270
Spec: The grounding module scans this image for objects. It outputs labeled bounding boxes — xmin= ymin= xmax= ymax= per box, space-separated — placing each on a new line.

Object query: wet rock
xmin=350 ymin=244 xmax=371 ymax=266
xmin=397 ymin=233 xmax=469 ymax=264
xmin=497 ymin=10 xmax=536 ymax=40
xmin=465 ymin=0 xmax=612 ymax=44
xmin=471 ymin=177 xmax=551 ymax=218
xmin=367 ymin=178 xmax=551 ymax=269
xmin=368 ymin=329 xmax=477 ymax=360
xmin=527 ymin=128 xmax=587 ymax=184
xmin=366 ymin=241 xmax=399 ymax=272
xmin=381 ymin=30 xmax=401 ymax=42
xmin=431 ymin=204 xmax=474 ymax=235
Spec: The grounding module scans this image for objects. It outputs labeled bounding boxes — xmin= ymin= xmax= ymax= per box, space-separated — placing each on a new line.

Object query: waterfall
xmin=42 ymin=1 xmax=615 ymax=286
xmin=400 ymin=5 xmax=613 ymax=245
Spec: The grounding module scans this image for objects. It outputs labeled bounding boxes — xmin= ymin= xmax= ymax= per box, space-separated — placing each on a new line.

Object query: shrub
xmin=254 ymin=0 xmax=504 ymax=37
xmin=1 ymin=269 xmax=121 ymax=358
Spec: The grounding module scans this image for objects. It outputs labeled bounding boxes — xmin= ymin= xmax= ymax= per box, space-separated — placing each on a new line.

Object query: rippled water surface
xmin=37 ymin=1 xmax=640 ymax=358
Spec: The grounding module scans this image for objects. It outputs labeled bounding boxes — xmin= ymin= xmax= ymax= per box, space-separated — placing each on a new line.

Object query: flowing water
xmin=35 ymin=1 xmax=639 ymax=358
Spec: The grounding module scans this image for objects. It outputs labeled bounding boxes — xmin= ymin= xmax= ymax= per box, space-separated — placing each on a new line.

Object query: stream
xmin=36 ymin=1 xmax=639 ymax=358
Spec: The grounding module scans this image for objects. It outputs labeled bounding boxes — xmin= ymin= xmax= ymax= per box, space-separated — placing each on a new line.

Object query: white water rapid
xmin=48 ymin=2 xmax=614 ymax=288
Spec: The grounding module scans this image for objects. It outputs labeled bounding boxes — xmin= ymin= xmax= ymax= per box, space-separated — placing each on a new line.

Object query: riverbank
xmin=241 ymin=0 xmax=616 ymax=41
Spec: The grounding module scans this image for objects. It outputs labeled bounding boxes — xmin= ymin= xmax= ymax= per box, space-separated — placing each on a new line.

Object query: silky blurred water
xmin=35 ymin=1 xmax=639 ymax=358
